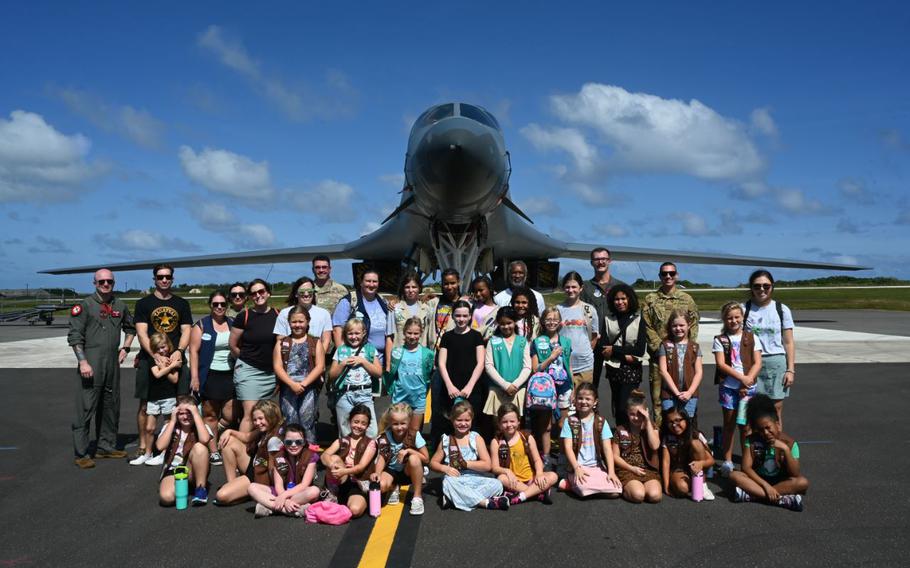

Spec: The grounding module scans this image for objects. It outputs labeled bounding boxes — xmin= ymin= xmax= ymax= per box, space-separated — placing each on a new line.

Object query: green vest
xmin=532 ymin=335 xmax=572 ymax=373
xmin=384 ymin=344 xmax=435 ymax=390
xmin=334 ymin=343 xmax=377 ymax=390
xmin=489 ymin=335 xmax=528 ymax=383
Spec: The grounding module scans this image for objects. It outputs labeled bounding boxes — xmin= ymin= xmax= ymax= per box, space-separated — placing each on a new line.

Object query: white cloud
xmin=56 ymin=88 xmax=165 ymax=148
xmin=187 ymin=198 xmax=275 ymax=248
xmin=237 ymin=224 xmax=275 ymax=247
xmin=179 ymin=145 xmax=273 ymax=199
xmin=750 ymin=107 xmax=778 ymax=137
xmin=359 ymin=221 xmax=381 ymax=236
xmin=94 ymin=229 xmax=201 ymax=252
xmin=518 ymin=196 xmax=561 ymax=216
xmin=27 ymin=236 xmax=73 ymax=254
xmin=775 ymin=188 xmax=829 ymax=215
xmin=674 ymin=212 xmax=713 ymax=236
xmin=838 ymin=178 xmax=874 ymax=205
xmin=197 ymin=25 xmax=357 ymax=121
xmin=289 ymin=179 xmax=357 ymax=222
xmin=0 ymin=110 xmax=103 ymax=203
xmin=586 ymin=223 xmax=628 ymax=238
xmin=379 ymin=173 xmax=406 ymax=187
xmin=533 ymin=83 xmax=765 ymax=182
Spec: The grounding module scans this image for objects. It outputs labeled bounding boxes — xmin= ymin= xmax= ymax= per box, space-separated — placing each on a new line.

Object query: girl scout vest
xmin=274 ymin=445 xmax=314 ymax=488
xmin=497 ymin=430 xmax=533 ymax=473
xmin=532 ymin=335 xmax=572 ymax=373
xmin=279 ymin=336 xmax=320 ymax=376
xmin=567 ymin=414 xmax=608 ymax=468
xmin=489 ymin=335 xmax=528 ymax=383
xmin=616 ymin=425 xmax=659 ymax=470
xmin=376 ymin=430 xmax=418 ymax=465
xmin=713 ymin=331 xmax=756 ymax=385
xmin=384 ymin=344 xmax=435 ymax=391
xmin=660 ymin=340 xmax=699 ymax=400
xmin=333 ymin=343 xmax=377 ymax=391
xmin=160 ymin=428 xmax=198 ymax=479
xmin=338 ymin=435 xmax=371 ymax=467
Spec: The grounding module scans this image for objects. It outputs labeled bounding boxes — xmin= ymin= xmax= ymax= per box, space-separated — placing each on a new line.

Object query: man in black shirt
xmin=130 ymin=264 xmax=193 ymax=464
xmin=580 ymin=247 xmax=625 ymax=390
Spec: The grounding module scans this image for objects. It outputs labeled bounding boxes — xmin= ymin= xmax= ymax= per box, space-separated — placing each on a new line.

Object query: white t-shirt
xmin=494 ymin=287 xmax=546 ymax=316
xmin=742 ymin=301 xmax=793 ymax=356
xmin=712 ymin=332 xmax=762 ymax=389
xmin=273 ymin=305 xmax=332 ymax=338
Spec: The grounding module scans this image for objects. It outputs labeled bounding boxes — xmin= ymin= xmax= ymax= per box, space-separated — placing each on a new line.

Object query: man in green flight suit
xmin=68 ymin=268 xmax=136 ymax=469
xmin=641 ymin=262 xmax=699 ymax=426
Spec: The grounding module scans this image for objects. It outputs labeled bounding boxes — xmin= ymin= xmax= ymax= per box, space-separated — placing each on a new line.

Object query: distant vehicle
xmin=0 ymin=304 xmax=70 ymax=325
xmin=42 ymin=102 xmax=867 ymax=291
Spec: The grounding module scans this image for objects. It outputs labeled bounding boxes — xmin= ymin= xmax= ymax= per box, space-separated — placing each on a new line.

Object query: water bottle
xmin=691 ymin=470 xmax=704 ymax=502
xmin=287 ymin=482 xmax=296 ymax=490
xmin=368 ymin=481 xmax=381 ymax=517
xmin=174 ymin=466 xmax=189 ymax=510
xmin=736 ymin=396 xmax=750 ymax=426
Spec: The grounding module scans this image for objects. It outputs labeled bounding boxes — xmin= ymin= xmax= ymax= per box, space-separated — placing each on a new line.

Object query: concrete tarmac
xmin=1 ymin=362 xmax=908 ymax=567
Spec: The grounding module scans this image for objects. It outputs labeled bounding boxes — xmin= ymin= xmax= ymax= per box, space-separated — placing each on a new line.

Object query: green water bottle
xmin=174 ymin=466 xmax=189 ymax=510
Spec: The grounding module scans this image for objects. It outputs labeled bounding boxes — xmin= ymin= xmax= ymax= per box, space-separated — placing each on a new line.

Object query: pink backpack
xmin=305 ymin=501 xmax=352 ymax=525
xmin=525 ymin=371 xmax=557 ymax=411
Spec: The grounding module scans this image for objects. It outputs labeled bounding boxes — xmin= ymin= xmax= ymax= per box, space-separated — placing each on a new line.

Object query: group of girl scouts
xmin=151 ymin=264 xmax=808 ymax=519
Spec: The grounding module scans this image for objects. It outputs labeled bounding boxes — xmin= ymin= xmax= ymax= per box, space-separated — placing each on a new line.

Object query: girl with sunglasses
xmin=248 ymin=424 xmax=320 ymax=517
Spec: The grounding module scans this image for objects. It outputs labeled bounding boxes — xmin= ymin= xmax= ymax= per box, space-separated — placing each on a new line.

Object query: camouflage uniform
xmin=314 ymin=279 xmax=349 ymax=313
xmin=641 ymin=289 xmax=699 ymax=424
xmin=68 ymin=293 xmax=135 ymax=458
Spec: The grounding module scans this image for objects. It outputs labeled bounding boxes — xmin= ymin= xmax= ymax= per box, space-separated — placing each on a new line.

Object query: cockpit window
xmin=415 ymin=104 xmax=454 ymax=128
xmin=458 ymin=104 xmax=499 ymax=129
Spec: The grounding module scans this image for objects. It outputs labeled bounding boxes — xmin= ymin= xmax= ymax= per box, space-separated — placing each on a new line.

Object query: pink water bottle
xmin=369 ymin=481 xmax=381 ymax=517
xmin=691 ymin=470 xmax=704 ymax=502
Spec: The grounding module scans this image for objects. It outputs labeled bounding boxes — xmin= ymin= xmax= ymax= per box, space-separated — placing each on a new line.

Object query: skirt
xmin=482 ymin=385 xmax=526 ymax=416
xmin=202 ymin=369 xmax=235 ymax=401
xmin=566 ymin=466 xmax=622 ymax=497
xmin=617 ymin=467 xmax=661 ymax=486
xmin=233 ymin=359 xmax=276 ymax=401
xmin=442 ymin=473 xmax=503 ymax=511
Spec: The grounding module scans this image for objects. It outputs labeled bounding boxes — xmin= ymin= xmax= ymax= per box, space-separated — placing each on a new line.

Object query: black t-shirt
xmin=234 ymin=308 xmax=279 ymax=371
xmin=135 ymin=294 xmax=193 ymax=361
xmin=439 ymin=329 xmax=484 ymax=389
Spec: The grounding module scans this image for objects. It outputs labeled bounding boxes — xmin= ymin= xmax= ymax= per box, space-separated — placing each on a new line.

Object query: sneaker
xmin=209 ymin=451 xmax=223 ymax=466
xmin=441 ymin=494 xmax=451 ymax=509
xmin=720 ymin=461 xmax=735 ymax=478
xmin=486 ymin=495 xmax=510 ymax=510
xmin=508 ymin=492 xmax=522 ymax=506
xmin=733 ymin=487 xmax=751 ymax=503
xmin=702 ymin=487 xmax=716 ymax=501
xmin=423 ymin=466 xmax=430 ymax=481
xmin=74 ymin=456 xmax=95 ymax=469
xmin=409 ymin=497 xmax=424 ymax=516
xmin=254 ymin=503 xmax=273 ymax=518
xmin=779 ymin=494 xmax=803 ymax=512
xmin=145 ymin=453 xmax=165 ymax=466
xmin=387 ymin=487 xmax=401 ymax=506
xmin=129 ymin=453 xmax=150 ymax=466
xmin=95 ymin=449 xmax=128 ymax=459
xmin=538 ymin=489 xmax=553 ymax=505
xmin=192 ymin=487 xmax=208 ymax=506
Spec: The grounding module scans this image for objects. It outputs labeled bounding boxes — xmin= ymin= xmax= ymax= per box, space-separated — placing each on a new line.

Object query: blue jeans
xmin=335 ymin=388 xmax=378 ymax=439
xmin=661 ymin=396 xmax=698 ymax=417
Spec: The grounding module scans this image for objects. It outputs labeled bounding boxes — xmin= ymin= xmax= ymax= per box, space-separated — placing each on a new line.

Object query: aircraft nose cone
xmin=411 ymin=118 xmax=504 ymax=212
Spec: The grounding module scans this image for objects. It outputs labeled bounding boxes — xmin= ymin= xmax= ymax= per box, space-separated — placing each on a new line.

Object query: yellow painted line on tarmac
xmin=424 ymin=391 xmax=431 ymax=424
xmin=356 ymin=485 xmax=411 ymax=568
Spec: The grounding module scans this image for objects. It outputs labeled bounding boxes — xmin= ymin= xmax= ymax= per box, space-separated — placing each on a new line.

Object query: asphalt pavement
xmin=1 ymin=362 xmax=908 ymax=567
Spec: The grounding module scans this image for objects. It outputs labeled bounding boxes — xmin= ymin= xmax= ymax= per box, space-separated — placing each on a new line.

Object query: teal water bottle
xmin=174 ymin=466 xmax=189 ymax=510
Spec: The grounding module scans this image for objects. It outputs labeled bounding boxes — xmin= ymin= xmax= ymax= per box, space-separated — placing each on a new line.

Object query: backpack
xmin=525 ymin=371 xmax=557 ymax=411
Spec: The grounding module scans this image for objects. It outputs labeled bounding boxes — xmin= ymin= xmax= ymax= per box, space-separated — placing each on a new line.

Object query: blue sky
xmin=1 ymin=1 xmax=908 ymax=292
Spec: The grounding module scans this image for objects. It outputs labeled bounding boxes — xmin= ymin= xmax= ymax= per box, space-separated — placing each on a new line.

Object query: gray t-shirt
xmin=556 ymin=303 xmax=598 ymax=373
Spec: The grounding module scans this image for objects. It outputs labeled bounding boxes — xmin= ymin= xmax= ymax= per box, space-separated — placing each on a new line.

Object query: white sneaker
xmin=144 ymin=453 xmax=165 ymax=466
xmin=423 ymin=466 xmax=430 ymax=481
xmin=129 ymin=453 xmax=150 ymax=466
xmin=703 ymin=487 xmax=715 ymax=501
xmin=409 ymin=497 xmax=424 ymax=516
xmin=387 ymin=487 xmax=401 ymax=505
xmin=254 ymin=503 xmax=273 ymax=518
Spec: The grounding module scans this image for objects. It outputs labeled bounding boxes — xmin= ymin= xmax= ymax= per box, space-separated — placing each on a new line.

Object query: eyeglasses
xmin=230 ymin=292 xmax=246 ymax=298
xmin=659 ymin=271 xmax=677 ymax=277
xmin=211 ymin=302 xmax=227 ymax=308
xmin=283 ymin=439 xmax=305 ymax=447
xmin=96 ymin=279 xmax=114 ymax=286
xmin=591 ymin=257 xmax=610 ymax=263
xmin=155 ymin=274 xmax=173 ymax=281
xmin=250 ymin=288 xmax=268 ymax=297
xmin=752 ymin=283 xmax=772 ymax=291
xmin=297 ymin=290 xmax=315 ymax=297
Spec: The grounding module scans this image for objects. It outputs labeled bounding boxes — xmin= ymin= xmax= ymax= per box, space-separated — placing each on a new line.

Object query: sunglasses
xmin=283 ymin=439 xmax=305 ymax=447
xmin=230 ymin=292 xmax=246 ymax=298
xmin=591 ymin=257 xmax=610 ymax=263
xmin=211 ymin=302 xmax=227 ymax=308
xmin=96 ymin=279 xmax=114 ymax=285
xmin=752 ymin=283 xmax=773 ymax=290
xmin=297 ymin=290 xmax=315 ymax=297
xmin=250 ymin=289 xmax=268 ymax=297
xmin=659 ymin=271 xmax=677 ymax=277
xmin=155 ymin=274 xmax=173 ymax=281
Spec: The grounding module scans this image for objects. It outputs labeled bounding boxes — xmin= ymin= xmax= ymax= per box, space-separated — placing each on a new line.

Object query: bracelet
xmin=120 ymin=346 xmax=131 ymax=352
xmin=785 ymin=370 xmax=794 ymax=375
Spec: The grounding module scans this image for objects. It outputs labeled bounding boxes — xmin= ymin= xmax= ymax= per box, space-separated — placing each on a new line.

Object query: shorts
xmin=202 ymin=369 xmax=235 ymax=401
xmin=572 ymin=370 xmax=594 ymax=389
xmin=556 ymin=389 xmax=573 ymax=410
xmin=661 ymin=397 xmax=698 ymax=417
xmin=755 ymin=354 xmax=790 ymax=400
xmin=135 ymin=357 xmax=152 ymax=400
xmin=146 ymin=397 xmax=176 ymax=416
xmin=718 ymin=385 xmax=756 ymax=411
xmin=390 ymin=384 xmax=428 ymax=413
xmin=384 ymin=469 xmax=412 ymax=486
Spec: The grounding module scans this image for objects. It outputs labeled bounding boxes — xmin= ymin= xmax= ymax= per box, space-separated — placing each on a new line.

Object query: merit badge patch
xmin=71 ymin=305 xmax=82 ymax=316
